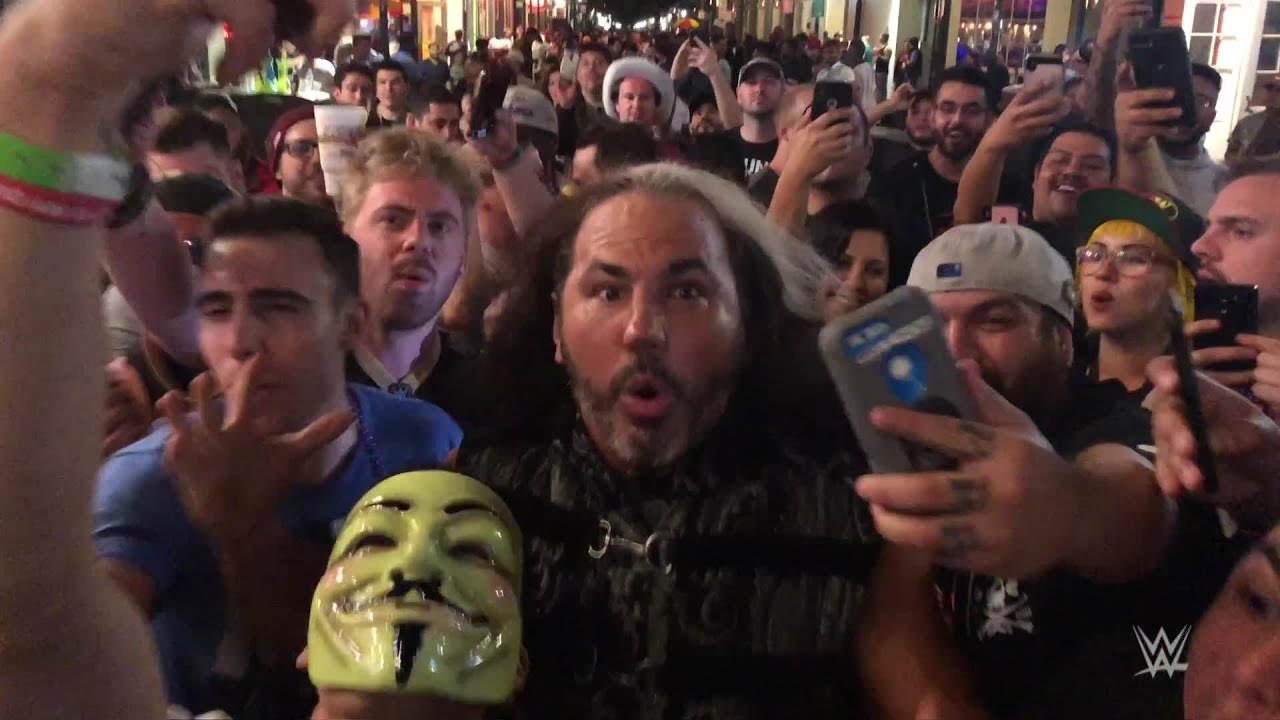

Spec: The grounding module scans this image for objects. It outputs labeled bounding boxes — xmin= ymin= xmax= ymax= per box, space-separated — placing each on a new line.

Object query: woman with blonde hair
xmin=1075 ymin=188 xmax=1204 ymax=398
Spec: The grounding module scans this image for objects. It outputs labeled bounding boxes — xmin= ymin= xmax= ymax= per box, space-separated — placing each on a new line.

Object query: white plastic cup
xmin=314 ymin=105 xmax=369 ymax=198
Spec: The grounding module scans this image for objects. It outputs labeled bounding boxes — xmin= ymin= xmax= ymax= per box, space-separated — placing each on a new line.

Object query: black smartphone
xmin=1168 ymin=308 xmax=1220 ymax=494
xmin=1193 ymin=284 xmax=1260 ymax=371
xmin=272 ymin=0 xmax=316 ymax=43
xmin=470 ymin=62 xmax=515 ymax=139
xmin=1129 ymin=27 xmax=1198 ymax=127
xmin=811 ymin=80 xmax=855 ymax=121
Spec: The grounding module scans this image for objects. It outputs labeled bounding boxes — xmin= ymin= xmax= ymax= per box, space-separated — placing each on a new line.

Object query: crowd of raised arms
xmin=4 ymin=0 xmax=1280 ymax=719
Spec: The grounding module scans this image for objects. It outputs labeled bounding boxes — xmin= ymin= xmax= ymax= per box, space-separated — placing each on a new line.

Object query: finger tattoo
xmin=940 ymin=522 xmax=981 ymax=560
xmin=949 ymin=476 xmax=990 ymax=513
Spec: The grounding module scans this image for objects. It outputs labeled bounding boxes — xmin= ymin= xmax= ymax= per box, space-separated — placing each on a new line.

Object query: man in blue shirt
xmin=94 ymin=197 xmax=462 ymax=717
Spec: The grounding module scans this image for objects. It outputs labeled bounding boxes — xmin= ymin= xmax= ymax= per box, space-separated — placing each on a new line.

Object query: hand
xmin=466 ymin=109 xmax=520 ymax=168
xmin=1099 ymin=0 xmax=1154 ymax=49
xmin=548 ymin=71 xmax=577 ymax=109
xmin=855 ymin=361 xmax=1081 ymax=579
xmin=1237 ymin=333 xmax=1280 ymax=409
xmin=689 ymin=38 xmax=722 ymax=80
xmin=979 ymin=79 xmax=1071 ymax=154
xmin=1114 ymin=63 xmax=1182 ymax=153
xmin=159 ymin=356 xmax=354 ymax=539
xmin=886 ymin=82 xmax=915 ymax=112
xmin=1145 ymin=356 xmax=1280 ymax=522
xmin=1184 ymin=318 xmax=1258 ymax=387
xmin=103 ymin=357 xmax=153 ymax=458
xmin=782 ymin=109 xmax=856 ymax=180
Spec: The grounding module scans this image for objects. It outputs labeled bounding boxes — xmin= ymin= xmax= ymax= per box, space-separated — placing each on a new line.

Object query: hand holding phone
xmin=470 ymin=61 xmax=515 ymax=140
xmin=1024 ymin=54 xmax=1065 ymax=98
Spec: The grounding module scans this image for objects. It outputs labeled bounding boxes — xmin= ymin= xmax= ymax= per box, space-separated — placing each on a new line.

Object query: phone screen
xmin=1129 ymin=27 xmax=1198 ymax=126
xmin=1168 ymin=310 xmax=1220 ymax=494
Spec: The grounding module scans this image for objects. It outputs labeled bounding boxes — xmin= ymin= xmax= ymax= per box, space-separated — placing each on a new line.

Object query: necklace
xmin=348 ymin=388 xmax=386 ymax=480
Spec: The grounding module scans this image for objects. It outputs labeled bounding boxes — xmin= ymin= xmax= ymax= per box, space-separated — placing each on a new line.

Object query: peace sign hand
xmin=159 ymin=356 xmax=354 ymax=539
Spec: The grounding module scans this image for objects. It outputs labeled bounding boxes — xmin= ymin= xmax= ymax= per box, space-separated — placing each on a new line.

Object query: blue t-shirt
xmin=93 ymin=384 xmax=462 ymax=713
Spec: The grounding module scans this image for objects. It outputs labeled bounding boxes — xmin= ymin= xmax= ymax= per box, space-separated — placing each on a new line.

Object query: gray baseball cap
xmin=907 ymin=223 xmax=1077 ymax=327
xmin=738 ymin=57 xmax=784 ymax=84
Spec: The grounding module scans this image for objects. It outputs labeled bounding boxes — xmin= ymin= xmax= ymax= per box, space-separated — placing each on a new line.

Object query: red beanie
xmin=266 ymin=105 xmax=317 ymax=179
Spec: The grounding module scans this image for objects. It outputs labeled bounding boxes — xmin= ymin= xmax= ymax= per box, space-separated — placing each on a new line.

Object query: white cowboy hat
xmin=603 ymin=57 xmax=675 ymax=125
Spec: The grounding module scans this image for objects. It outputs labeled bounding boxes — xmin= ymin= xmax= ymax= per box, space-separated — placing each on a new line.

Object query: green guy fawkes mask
xmin=308 ymin=471 xmax=523 ymax=704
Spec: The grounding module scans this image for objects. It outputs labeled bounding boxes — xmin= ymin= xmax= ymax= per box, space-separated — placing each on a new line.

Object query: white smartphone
xmin=1024 ymin=54 xmax=1065 ymax=98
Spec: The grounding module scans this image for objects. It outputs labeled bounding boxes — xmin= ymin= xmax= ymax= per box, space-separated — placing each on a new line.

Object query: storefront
xmin=1176 ymin=0 xmax=1280 ymax=158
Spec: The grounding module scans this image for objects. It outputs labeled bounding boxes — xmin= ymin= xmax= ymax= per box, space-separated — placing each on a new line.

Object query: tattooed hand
xmin=854 ymin=360 xmax=1083 ymax=579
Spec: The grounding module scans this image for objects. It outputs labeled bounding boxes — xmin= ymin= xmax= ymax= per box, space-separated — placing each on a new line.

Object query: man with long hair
xmin=461 ymin=164 xmax=984 ymax=720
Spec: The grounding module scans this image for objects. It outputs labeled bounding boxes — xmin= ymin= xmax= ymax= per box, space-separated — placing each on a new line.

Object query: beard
xmin=908 ymin=127 xmax=937 ymax=148
xmin=937 ymin=127 xmax=979 ymax=161
xmin=1159 ymin=128 xmax=1209 ymax=154
xmin=563 ymin=348 xmax=734 ymax=475
xmin=977 ymin=345 xmax=1069 ymax=430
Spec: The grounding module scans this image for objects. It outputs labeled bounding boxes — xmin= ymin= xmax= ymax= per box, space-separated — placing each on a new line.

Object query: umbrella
xmin=677 ymin=18 xmax=700 ymax=30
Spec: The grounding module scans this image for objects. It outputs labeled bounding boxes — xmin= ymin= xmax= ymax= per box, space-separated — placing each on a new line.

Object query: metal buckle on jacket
xmin=587 ymin=519 xmax=672 ymax=573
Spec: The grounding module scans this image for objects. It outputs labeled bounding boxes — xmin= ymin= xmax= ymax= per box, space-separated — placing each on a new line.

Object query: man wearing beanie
xmin=265 ymin=105 xmax=326 ymax=205
xmin=858 ymin=222 xmax=1234 ymax=719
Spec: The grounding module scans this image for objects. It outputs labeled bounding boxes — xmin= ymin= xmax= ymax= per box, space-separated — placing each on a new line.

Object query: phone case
xmin=1193 ymin=284 xmax=1259 ymax=371
xmin=811 ymin=81 xmax=855 ymax=121
xmin=818 ymin=286 xmax=977 ymax=474
xmin=1129 ymin=27 xmax=1198 ymax=127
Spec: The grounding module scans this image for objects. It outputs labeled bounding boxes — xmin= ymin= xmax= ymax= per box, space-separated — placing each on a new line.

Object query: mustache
xmin=608 ymin=355 xmax=687 ymax=402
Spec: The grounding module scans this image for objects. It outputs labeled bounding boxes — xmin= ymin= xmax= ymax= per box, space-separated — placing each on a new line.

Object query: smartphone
xmin=272 ymin=0 xmax=316 ymax=42
xmin=1129 ymin=27 xmax=1198 ymax=127
xmin=1167 ymin=308 xmax=1221 ymax=494
xmin=470 ymin=62 xmax=515 ymax=139
xmin=1193 ymin=284 xmax=1260 ymax=372
xmin=984 ymin=205 xmax=1022 ymax=226
xmin=1024 ymin=54 xmax=1065 ymax=97
xmin=819 ymin=286 xmax=978 ymax=474
xmin=811 ymin=80 xmax=855 ymax=121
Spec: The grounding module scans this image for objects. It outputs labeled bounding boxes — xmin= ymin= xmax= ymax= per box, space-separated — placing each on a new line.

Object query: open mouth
xmin=618 ymin=374 xmax=674 ymax=422
xmin=1088 ymin=290 xmax=1114 ymax=312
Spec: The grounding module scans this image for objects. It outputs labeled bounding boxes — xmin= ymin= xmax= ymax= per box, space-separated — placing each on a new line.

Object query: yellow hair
xmin=1078 ymin=219 xmax=1196 ymax=322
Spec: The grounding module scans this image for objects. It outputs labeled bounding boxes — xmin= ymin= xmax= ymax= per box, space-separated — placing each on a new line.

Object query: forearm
xmin=866 ymin=99 xmax=900 ymax=127
xmin=710 ymin=72 xmax=743 ymax=129
xmin=102 ymin=200 xmax=201 ymax=366
xmin=1085 ymin=40 xmax=1121 ymax=129
xmin=954 ymin=145 xmax=1007 ymax=225
xmin=1115 ymin=143 xmax=1175 ymax=196
xmin=217 ymin=519 xmax=330 ymax=663
xmin=857 ymin=546 xmax=989 ymax=720
xmin=494 ymin=147 xmax=555 ymax=240
xmin=0 ymin=7 xmax=165 ymax=717
xmin=1066 ymin=446 xmax=1175 ymax=582
xmin=765 ymin=166 xmax=811 ymax=237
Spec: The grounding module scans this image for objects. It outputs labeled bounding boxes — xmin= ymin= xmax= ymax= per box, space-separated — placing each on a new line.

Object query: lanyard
xmin=352 ymin=332 xmax=442 ymax=398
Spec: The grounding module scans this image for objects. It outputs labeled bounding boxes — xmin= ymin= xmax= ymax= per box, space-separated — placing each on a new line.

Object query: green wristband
xmin=0 ymin=132 xmax=130 ymax=202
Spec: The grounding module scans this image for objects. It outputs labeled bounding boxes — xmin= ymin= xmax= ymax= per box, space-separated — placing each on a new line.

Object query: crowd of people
xmin=3 ymin=0 xmax=1280 ymax=719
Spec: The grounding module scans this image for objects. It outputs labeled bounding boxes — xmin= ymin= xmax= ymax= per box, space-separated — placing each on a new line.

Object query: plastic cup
xmin=314 ymin=105 xmax=369 ymax=198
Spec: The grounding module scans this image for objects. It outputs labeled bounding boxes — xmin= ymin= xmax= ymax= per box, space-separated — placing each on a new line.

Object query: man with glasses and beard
xmin=872 ymin=66 xmax=1002 ymax=286
xmin=461 ymin=163 xmax=986 ymax=720
xmin=1158 ymin=64 xmax=1226 ymax=216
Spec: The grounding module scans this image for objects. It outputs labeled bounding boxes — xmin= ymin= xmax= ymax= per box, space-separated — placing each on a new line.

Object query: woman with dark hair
xmin=808 ymin=201 xmax=893 ymax=320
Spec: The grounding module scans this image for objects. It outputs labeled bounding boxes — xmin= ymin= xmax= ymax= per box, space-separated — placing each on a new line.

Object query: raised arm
xmin=1084 ymin=0 xmax=1153 ymax=129
xmin=690 ymin=38 xmax=743 ymax=130
xmin=0 ymin=0 xmax=352 ymax=717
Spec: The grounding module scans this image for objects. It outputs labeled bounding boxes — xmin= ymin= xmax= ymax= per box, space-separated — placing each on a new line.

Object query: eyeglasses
xmin=1076 ymin=243 xmax=1175 ymax=277
xmin=282 ymin=139 xmax=319 ymax=159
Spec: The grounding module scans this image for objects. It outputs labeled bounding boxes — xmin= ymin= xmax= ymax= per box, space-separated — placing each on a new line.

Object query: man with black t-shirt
xmin=868 ymin=223 xmax=1237 ymax=719
xmin=872 ymin=66 xmax=1000 ymax=286
xmin=695 ymin=57 xmax=785 ymax=178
